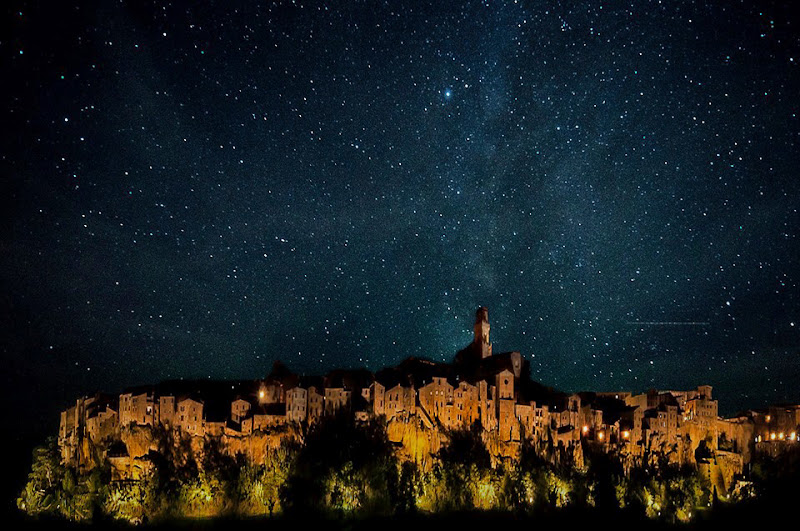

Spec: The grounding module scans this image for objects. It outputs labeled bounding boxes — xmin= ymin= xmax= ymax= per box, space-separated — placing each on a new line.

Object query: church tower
xmin=474 ymin=306 xmax=492 ymax=359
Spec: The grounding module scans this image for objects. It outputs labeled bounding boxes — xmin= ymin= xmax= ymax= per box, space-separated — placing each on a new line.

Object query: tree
xmin=438 ymin=421 xmax=491 ymax=469
xmin=17 ymin=437 xmax=64 ymax=515
xmin=395 ymin=461 xmax=420 ymax=514
xmin=280 ymin=410 xmax=397 ymax=515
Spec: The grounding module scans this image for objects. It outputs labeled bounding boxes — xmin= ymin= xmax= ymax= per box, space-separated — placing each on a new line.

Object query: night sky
xmin=3 ymin=0 xmax=800 ymax=428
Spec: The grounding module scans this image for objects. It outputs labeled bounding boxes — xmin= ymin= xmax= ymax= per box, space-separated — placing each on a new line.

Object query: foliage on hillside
xmin=17 ymin=418 xmax=726 ymax=525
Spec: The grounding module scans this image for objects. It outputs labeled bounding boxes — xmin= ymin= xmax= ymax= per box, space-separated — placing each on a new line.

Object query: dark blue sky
xmin=3 ymin=0 xmax=799 ymax=424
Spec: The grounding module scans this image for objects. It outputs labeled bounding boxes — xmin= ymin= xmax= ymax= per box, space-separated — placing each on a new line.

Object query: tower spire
xmin=474 ymin=306 xmax=492 ymax=358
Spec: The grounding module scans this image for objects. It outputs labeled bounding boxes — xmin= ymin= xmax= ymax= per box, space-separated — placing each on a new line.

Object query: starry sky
xmin=2 ymin=0 xmax=799 ymax=428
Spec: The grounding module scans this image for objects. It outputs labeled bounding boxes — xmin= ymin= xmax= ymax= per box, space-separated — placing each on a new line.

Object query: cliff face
xmin=25 ymin=393 xmax=780 ymax=528
xmin=62 ymin=402 xmax=751 ymax=501
xmin=386 ymin=416 xmax=444 ymax=470
xmin=24 ymin=412 xmax=751 ymax=526
xmin=103 ymin=425 xmax=301 ymax=475
xmin=52 ymin=308 xmax=799 ymax=506
xmin=220 ymin=428 xmax=300 ymax=463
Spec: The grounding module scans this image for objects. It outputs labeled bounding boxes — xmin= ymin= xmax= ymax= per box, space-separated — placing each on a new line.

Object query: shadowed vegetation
xmin=17 ymin=422 xmax=799 ymax=527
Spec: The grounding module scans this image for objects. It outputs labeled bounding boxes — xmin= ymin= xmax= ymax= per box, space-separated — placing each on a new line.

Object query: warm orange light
xmin=598 ymin=431 xmax=605 ymax=441
xmin=779 ymin=432 xmax=785 ymax=440
xmin=770 ymin=432 xmax=776 ymax=440
xmin=622 ymin=430 xmax=630 ymax=439
xmin=790 ymin=432 xmax=797 ymax=441
xmin=766 ymin=415 xmax=771 ymax=422
xmin=582 ymin=425 xmax=589 ymax=434
xmin=259 ymin=390 xmax=265 ymax=399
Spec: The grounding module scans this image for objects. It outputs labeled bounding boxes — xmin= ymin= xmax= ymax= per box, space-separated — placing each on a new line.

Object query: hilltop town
xmin=58 ymin=307 xmax=799 ymax=500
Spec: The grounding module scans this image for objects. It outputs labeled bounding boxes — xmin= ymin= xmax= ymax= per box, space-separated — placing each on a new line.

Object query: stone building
xmin=385 ymin=383 xmax=416 ymax=417
xmin=158 ymin=395 xmax=175 ymax=425
xmin=371 ymin=381 xmax=386 ymax=416
xmin=55 ymin=306 xmax=797 ymax=496
xmin=175 ymin=397 xmax=204 ymax=436
xmin=307 ymin=386 xmax=324 ymax=423
xmin=418 ymin=376 xmax=453 ymax=425
xmin=251 ymin=403 xmax=287 ymax=430
xmin=286 ymin=387 xmax=308 ymax=423
xmin=324 ymin=387 xmax=352 ymax=414
xmin=231 ymin=398 xmax=251 ymax=423
xmin=86 ymin=402 xmax=118 ymax=443
xmin=685 ymin=386 xmax=718 ymax=422
xmin=453 ymin=380 xmax=479 ymax=427
xmin=119 ymin=391 xmax=155 ymax=427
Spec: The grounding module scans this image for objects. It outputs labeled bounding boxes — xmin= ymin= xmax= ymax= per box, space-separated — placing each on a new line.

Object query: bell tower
xmin=473 ymin=306 xmax=492 ymax=359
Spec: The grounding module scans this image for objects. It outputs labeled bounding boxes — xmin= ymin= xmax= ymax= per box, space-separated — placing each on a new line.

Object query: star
xmin=2 ymin=0 xmax=798 ymax=431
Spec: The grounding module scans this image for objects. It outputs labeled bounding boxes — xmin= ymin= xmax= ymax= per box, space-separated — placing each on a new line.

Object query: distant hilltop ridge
xmin=58 ymin=307 xmax=799 ymax=498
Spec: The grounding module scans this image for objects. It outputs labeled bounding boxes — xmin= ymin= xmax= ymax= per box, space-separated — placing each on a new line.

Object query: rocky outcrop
xmin=386 ymin=415 xmax=444 ymax=470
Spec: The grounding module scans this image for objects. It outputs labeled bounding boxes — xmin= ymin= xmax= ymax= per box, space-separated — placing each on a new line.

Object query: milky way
xmin=3 ymin=1 xmax=799 ymax=420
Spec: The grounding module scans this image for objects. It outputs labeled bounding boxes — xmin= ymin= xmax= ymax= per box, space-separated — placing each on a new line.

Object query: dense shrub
xmin=16 ymin=424 xmax=723 ymax=525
